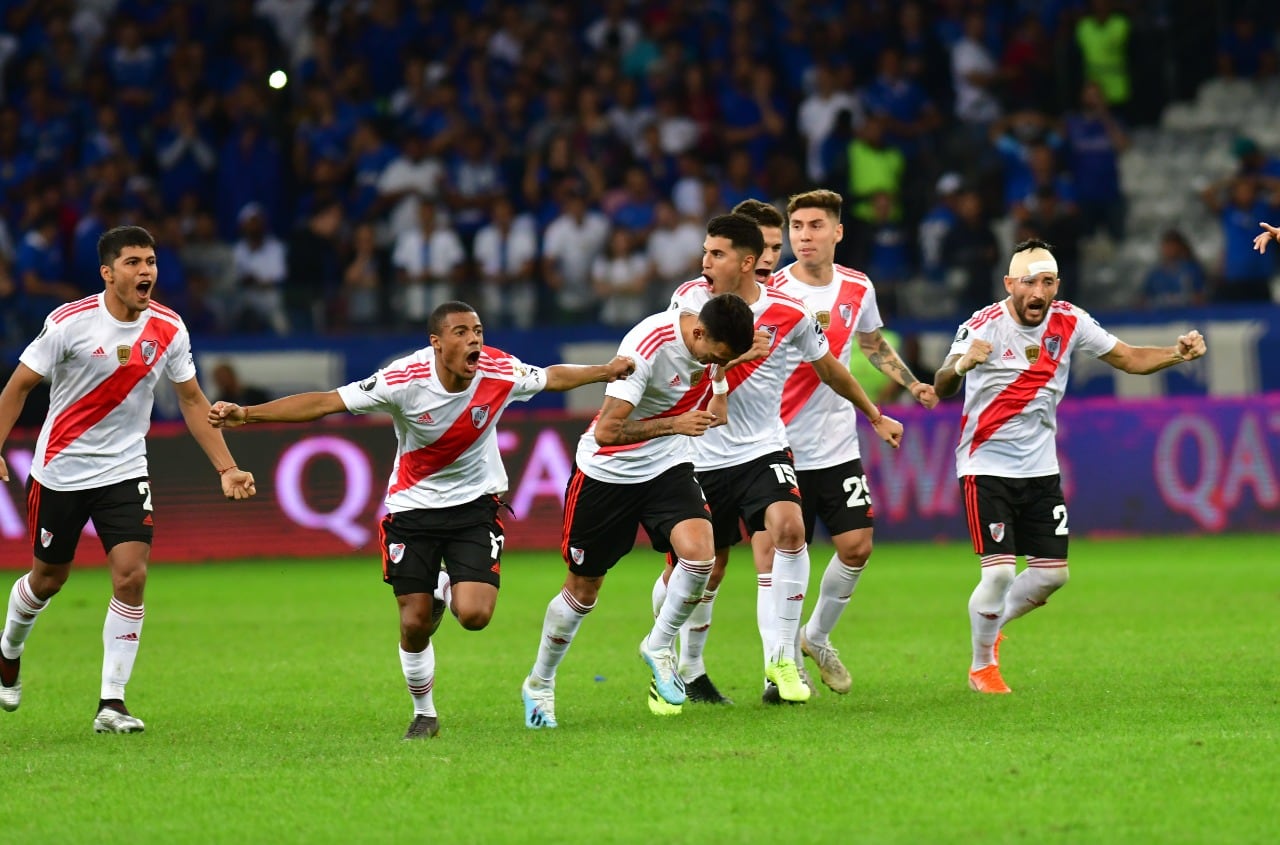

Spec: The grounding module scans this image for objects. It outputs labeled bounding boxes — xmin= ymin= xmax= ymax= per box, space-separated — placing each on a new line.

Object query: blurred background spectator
xmin=0 ymin=0 xmax=1274 ymax=362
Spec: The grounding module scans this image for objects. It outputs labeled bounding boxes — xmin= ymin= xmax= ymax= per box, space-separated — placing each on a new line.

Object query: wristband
xmin=954 ymin=359 xmax=968 ymax=377
xmin=218 ymin=465 xmax=238 ymax=475
xmin=712 ymin=379 xmax=728 ymax=395
xmin=868 ymin=406 xmax=882 ymax=426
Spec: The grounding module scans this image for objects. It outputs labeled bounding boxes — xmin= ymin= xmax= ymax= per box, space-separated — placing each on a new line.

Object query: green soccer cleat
xmin=765 ymin=657 xmax=811 ymax=703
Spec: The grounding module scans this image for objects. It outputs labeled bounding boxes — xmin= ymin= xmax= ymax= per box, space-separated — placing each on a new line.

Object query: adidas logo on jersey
xmin=670 ymin=374 xmax=682 ymax=386
xmin=1001 ymin=348 xmax=1016 ymax=361
xmin=417 ymin=411 xmax=434 ymax=423
xmin=91 ymin=347 xmax=107 ymax=358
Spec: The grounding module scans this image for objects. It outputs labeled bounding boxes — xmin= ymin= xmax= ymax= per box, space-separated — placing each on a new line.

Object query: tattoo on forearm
xmin=873 ymin=339 xmax=919 ymax=387
xmin=613 ymin=418 xmax=674 ymax=444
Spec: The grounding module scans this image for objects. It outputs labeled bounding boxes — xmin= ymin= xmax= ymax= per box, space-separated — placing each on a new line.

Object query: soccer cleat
xmin=993 ymin=630 xmax=1007 ymax=665
xmin=800 ymin=632 xmax=851 ymax=694
xmin=799 ymin=664 xmax=820 ymax=698
xmin=403 ymin=714 xmax=440 ymax=739
xmin=761 ymin=680 xmax=783 ymax=705
xmin=765 ymin=657 xmax=811 ymax=703
xmin=638 ymin=636 xmax=685 ymax=706
xmin=646 ymin=680 xmax=682 ymax=716
xmin=93 ymin=700 xmax=145 ymax=733
xmin=968 ymin=664 xmax=1012 ymax=694
xmin=0 ymin=652 xmax=20 ymax=712
xmin=521 ymin=676 xmax=558 ymax=729
xmin=684 ymin=673 xmax=732 ymax=704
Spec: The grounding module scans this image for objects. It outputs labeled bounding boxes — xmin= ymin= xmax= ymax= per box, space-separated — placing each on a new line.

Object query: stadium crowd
xmin=0 ymin=0 xmax=1275 ymax=347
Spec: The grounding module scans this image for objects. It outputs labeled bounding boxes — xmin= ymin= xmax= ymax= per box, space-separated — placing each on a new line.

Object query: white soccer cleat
xmin=93 ymin=703 xmax=145 ymax=734
xmin=521 ymin=676 xmax=558 ymax=729
xmin=800 ymin=631 xmax=851 ymax=694
xmin=638 ymin=636 xmax=685 ymax=705
xmin=0 ymin=653 xmax=20 ymax=712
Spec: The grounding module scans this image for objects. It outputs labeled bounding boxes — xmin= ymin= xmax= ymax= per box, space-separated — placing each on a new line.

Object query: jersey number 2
xmin=137 ymin=481 xmax=153 ymax=511
xmin=1053 ymin=504 xmax=1069 ymax=536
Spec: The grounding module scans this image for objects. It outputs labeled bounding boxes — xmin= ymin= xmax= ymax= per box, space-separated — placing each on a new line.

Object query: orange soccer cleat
xmin=968 ymin=664 xmax=1012 ymax=694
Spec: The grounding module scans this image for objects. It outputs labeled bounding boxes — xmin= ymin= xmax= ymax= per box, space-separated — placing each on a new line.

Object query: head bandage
xmin=1008 ymin=250 xmax=1058 ymax=277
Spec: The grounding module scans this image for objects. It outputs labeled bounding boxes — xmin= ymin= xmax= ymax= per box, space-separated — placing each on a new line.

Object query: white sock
xmin=677 ymin=589 xmax=716 ymax=682
xmin=1000 ymin=559 xmax=1069 ymax=626
xmin=649 ymin=558 xmax=712 ymax=648
xmin=650 ymin=570 xmax=668 ymax=618
xmin=770 ymin=545 xmax=809 ymax=663
xmin=969 ymin=556 xmax=1016 ymax=669
xmin=101 ymin=598 xmax=144 ymax=701
xmin=805 ymin=555 xmax=864 ymax=647
xmin=2 ymin=574 xmax=49 ymax=660
xmin=531 ymin=588 xmax=593 ymax=684
xmin=399 ymin=642 xmax=436 ymax=717
xmin=433 ymin=569 xmax=452 ymax=612
xmin=756 ymin=573 xmax=776 ymax=671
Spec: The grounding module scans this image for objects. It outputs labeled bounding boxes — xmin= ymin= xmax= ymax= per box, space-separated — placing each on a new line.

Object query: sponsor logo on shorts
xmin=988 ymin=522 xmax=1005 ymax=542
xmin=388 ymin=542 xmax=405 ymax=563
xmin=40 ymin=528 xmax=53 ymax=548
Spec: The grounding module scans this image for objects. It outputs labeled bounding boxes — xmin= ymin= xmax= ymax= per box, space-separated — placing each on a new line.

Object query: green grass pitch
xmin=1 ymin=535 xmax=1276 ymax=844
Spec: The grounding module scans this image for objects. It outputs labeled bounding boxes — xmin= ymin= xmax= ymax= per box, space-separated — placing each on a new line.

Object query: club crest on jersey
xmin=1044 ymin=334 xmax=1062 ymax=361
xmin=388 ymin=543 xmax=405 ymax=564
xmin=988 ymin=522 xmax=1005 ymax=543
xmin=40 ymin=528 xmax=53 ymax=548
xmin=140 ymin=339 xmax=158 ymax=366
xmin=569 ymin=547 xmax=584 ymax=565
xmin=471 ymin=404 xmax=491 ymax=429
xmin=116 ymin=345 xmax=131 ymax=365
xmin=814 ymin=310 xmax=831 ymax=330
xmin=838 ymin=303 xmax=853 ymax=325
xmin=760 ymin=325 xmax=778 ymax=344
xmin=1025 ymin=345 xmax=1041 ymax=364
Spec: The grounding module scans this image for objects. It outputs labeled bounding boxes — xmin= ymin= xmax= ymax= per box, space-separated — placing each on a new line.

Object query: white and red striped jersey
xmin=669 ymin=279 xmax=828 ymax=471
xmin=336 ymin=345 xmax=547 ymax=512
xmin=949 ymin=299 xmax=1117 ymax=477
xmin=20 ymin=294 xmax=196 ymax=491
xmin=771 ymin=263 xmax=883 ymax=471
xmin=576 ymin=310 xmax=714 ymax=483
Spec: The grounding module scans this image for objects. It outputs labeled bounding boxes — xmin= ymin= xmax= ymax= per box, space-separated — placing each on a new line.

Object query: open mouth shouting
xmin=464 ymin=349 xmax=481 ymax=373
xmin=135 ymin=280 xmax=153 ymax=300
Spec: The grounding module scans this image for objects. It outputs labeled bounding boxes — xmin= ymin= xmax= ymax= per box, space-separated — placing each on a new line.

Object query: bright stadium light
xmin=268 ymin=70 xmax=288 ymax=90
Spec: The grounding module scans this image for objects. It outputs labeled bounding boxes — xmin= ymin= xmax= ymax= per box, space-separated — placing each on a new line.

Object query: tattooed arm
xmin=856 ymin=329 xmax=938 ymax=409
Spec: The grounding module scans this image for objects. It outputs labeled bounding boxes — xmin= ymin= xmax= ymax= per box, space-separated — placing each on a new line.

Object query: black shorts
xmin=378 ymin=494 xmax=505 ymax=597
xmin=796 ymin=458 xmax=875 ymax=544
xmin=561 ymin=463 xmax=711 ymax=578
xmin=26 ymin=476 xmax=155 ymax=565
xmin=960 ymin=474 xmax=1069 ymax=558
xmin=696 ymin=450 xmax=804 ymax=549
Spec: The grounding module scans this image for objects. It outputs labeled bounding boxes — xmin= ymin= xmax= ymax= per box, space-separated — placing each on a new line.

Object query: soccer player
xmin=520 ymin=293 xmax=756 ymax=728
xmin=935 ymin=239 xmax=1206 ymax=694
xmin=760 ymin=189 xmax=939 ymax=700
xmin=0 ymin=225 xmax=258 ymax=734
xmin=659 ymin=213 xmax=903 ymax=706
xmin=209 ymin=301 xmax=633 ymax=739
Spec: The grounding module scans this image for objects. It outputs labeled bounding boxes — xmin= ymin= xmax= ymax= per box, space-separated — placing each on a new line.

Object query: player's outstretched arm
xmin=811 ymin=351 xmax=903 ymax=448
xmin=1255 ymin=221 xmax=1280 ymax=253
xmin=208 ymin=390 xmax=349 ymax=428
xmin=0 ymin=363 xmax=45 ymax=482
xmin=1100 ymin=330 xmax=1206 ymax=375
xmin=174 ymin=377 xmax=256 ymax=500
xmin=544 ymin=356 xmax=635 ymax=391
xmin=856 ymin=329 xmax=938 ymax=408
xmin=592 ymin=396 xmax=718 ymax=446
xmin=934 ymin=339 xmax=993 ymax=398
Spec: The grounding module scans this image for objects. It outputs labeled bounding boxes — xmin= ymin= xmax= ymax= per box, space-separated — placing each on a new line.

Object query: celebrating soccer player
xmin=209 ymin=301 xmax=633 ymax=739
xmin=520 ymin=293 xmax=756 ymax=727
xmin=654 ymin=213 xmax=903 ymax=707
xmin=0 ymin=225 xmax=257 ymax=734
xmin=935 ymin=239 xmax=1206 ymax=694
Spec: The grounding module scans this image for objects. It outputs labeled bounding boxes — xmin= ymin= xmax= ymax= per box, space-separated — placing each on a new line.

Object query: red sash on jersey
xmin=388 ymin=377 xmax=516 ymax=495
xmin=43 ymin=319 xmax=181 ymax=465
xmin=779 ymin=280 xmax=867 ymax=424
xmin=727 ymin=301 xmax=806 ymax=391
xmin=968 ymin=311 xmax=1077 ymax=454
